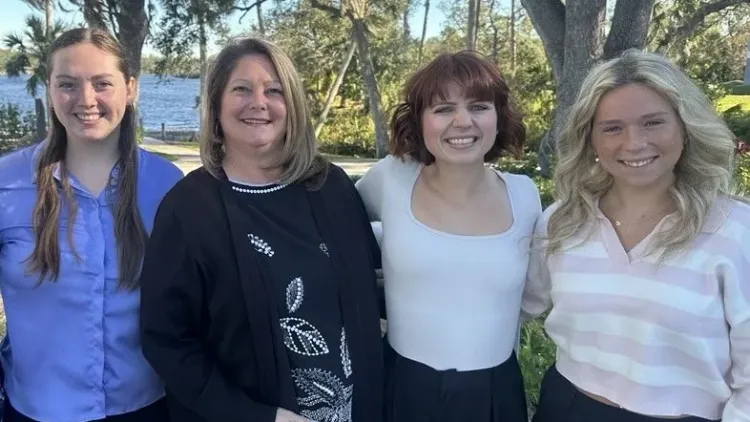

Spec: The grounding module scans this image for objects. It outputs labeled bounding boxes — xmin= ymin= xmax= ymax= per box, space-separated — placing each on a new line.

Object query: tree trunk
xmin=198 ymin=17 xmax=208 ymax=116
xmin=45 ymin=0 xmax=52 ymax=37
xmin=315 ymin=41 xmax=356 ymax=137
xmin=351 ymin=19 xmax=389 ymax=157
xmin=467 ymin=0 xmax=477 ymax=50
xmin=35 ymin=98 xmax=46 ymax=140
xmin=510 ymin=0 xmax=516 ymax=75
xmin=256 ymin=2 xmax=265 ymax=36
xmin=82 ymin=0 xmax=108 ymax=30
xmin=419 ymin=0 xmax=430 ymax=63
xmin=115 ymin=0 xmax=149 ymax=80
xmin=403 ymin=0 xmax=411 ymax=40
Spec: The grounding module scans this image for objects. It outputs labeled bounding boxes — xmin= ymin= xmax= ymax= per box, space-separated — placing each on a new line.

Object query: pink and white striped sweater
xmin=522 ymin=196 xmax=750 ymax=421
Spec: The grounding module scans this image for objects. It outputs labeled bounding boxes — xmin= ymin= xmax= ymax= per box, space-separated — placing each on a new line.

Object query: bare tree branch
xmin=656 ymin=0 xmax=750 ymax=53
xmin=603 ymin=0 xmax=655 ymax=59
xmin=520 ymin=0 xmax=565 ymax=81
xmin=310 ymin=0 xmax=342 ymax=19
xmin=234 ymin=0 xmax=268 ymax=22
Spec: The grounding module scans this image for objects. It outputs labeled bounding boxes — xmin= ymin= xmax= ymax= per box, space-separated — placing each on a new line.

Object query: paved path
xmin=140 ymin=137 xmax=377 ymax=176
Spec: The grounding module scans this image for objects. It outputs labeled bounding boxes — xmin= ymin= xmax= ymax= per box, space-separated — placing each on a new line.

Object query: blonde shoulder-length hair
xmin=547 ymin=49 xmax=742 ymax=258
xmin=199 ymin=36 xmax=328 ymax=188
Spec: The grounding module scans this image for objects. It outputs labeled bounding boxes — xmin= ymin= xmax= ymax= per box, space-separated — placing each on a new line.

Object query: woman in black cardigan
xmin=139 ymin=37 xmax=384 ymax=422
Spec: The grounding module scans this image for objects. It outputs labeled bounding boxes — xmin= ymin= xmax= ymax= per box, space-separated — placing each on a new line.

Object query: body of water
xmin=0 ymin=74 xmax=201 ymax=131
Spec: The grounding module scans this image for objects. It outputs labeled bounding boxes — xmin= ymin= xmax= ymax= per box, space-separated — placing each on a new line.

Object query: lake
xmin=0 ymin=74 xmax=201 ymax=131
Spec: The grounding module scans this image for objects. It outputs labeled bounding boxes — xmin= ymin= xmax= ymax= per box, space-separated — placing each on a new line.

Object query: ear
xmin=126 ymin=76 xmax=137 ymax=103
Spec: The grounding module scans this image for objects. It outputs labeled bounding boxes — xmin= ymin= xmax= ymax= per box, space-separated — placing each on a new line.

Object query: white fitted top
xmin=356 ymin=156 xmax=541 ymax=371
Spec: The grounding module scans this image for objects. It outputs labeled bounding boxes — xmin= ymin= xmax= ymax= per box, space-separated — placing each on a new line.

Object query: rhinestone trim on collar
xmin=231 ymin=184 xmax=288 ymax=194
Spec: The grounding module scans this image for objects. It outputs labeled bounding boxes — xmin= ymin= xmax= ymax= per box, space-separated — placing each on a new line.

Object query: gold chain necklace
xmin=612 ymin=206 xmax=671 ymax=227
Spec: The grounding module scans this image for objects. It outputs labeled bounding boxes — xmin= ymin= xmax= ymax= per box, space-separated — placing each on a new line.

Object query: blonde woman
xmin=139 ymin=38 xmax=383 ymax=422
xmin=523 ymin=50 xmax=749 ymax=422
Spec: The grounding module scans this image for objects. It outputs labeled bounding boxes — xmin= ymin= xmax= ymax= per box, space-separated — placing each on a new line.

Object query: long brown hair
xmin=27 ymin=27 xmax=146 ymax=289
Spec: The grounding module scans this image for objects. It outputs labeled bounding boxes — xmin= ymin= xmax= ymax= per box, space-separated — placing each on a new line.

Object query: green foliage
xmin=0 ymin=103 xmax=37 ymax=155
xmin=724 ymin=105 xmax=750 ymax=143
xmin=3 ymin=15 xmax=67 ymax=98
xmin=518 ymin=317 xmax=555 ymax=412
xmin=318 ymin=108 xmax=377 ymax=157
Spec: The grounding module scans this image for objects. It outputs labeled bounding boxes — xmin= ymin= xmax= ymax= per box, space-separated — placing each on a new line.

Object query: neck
xmin=222 ymin=143 xmax=282 ymax=184
xmin=64 ymin=131 xmax=122 ymax=177
xmin=420 ymin=161 xmax=489 ymax=200
xmin=603 ymin=175 xmax=675 ymax=215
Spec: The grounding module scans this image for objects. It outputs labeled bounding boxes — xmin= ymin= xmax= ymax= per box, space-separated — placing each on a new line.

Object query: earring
xmin=594 ymin=153 xmax=599 ymax=163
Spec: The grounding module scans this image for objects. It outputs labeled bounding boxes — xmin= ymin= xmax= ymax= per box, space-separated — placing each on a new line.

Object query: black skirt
xmin=384 ymin=338 xmax=528 ymax=422
xmin=4 ymin=398 xmax=169 ymax=422
xmin=532 ymin=365 xmax=720 ymax=422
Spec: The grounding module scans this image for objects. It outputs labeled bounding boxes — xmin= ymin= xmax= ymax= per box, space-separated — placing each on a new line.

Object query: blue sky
xmin=0 ymin=1 xmax=515 ymax=55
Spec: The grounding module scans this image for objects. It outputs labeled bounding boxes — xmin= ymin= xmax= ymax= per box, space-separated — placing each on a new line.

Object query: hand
xmin=275 ymin=408 xmax=315 ymax=422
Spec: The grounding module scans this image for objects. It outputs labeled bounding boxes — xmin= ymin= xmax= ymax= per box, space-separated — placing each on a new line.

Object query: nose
xmin=248 ymin=89 xmax=267 ymax=110
xmin=623 ymin=126 xmax=648 ymax=150
xmin=77 ymin=84 xmax=96 ymax=108
xmin=452 ymin=107 xmax=472 ymax=128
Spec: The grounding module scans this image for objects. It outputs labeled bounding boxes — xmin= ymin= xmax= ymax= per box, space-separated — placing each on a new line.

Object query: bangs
xmin=408 ymin=53 xmax=499 ymax=109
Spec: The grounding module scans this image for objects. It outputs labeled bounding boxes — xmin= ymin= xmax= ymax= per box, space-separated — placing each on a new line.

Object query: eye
xmin=433 ymin=106 xmax=453 ymax=113
xmin=469 ymin=104 xmax=490 ymax=111
xmin=58 ymin=82 xmax=75 ymax=89
xmin=645 ymin=120 xmax=664 ymax=127
xmin=95 ymin=81 xmax=113 ymax=89
xmin=232 ymin=86 xmax=250 ymax=92
xmin=266 ymin=87 xmax=283 ymax=95
xmin=602 ymin=126 xmax=621 ymax=134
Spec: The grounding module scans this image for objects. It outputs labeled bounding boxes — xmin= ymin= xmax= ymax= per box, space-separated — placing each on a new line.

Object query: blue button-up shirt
xmin=0 ymin=142 xmax=183 ymax=421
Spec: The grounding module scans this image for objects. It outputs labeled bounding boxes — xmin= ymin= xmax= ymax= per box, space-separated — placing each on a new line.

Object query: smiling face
xmin=219 ymin=53 xmax=287 ymax=157
xmin=49 ymin=43 xmax=135 ymax=146
xmin=421 ymin=82 xmax=497 ymax=166
xmin=591 ymin=83 xmax=684 ymax=190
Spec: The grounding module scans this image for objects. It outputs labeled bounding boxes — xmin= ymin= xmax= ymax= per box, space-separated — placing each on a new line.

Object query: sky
xmin=0 ymin=0 xmax=516 ymax=56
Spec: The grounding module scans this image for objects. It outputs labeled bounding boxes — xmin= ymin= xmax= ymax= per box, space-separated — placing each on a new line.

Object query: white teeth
xmin=242 ymin=119 xmax=270 ymax=124
xmin=445 ymin=137 xmax=475 ymax=145
xmin=622 ymin=158 xmax=656 ymax=167
xmin=75 ymin=114 xmax=103 ymax=121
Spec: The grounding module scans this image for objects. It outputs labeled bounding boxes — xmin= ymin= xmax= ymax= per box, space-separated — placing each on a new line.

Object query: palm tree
xmin=4 ymin=15 xmax=66 ymax=98
xmin=18 ymin=0 xmax=54 ymax=36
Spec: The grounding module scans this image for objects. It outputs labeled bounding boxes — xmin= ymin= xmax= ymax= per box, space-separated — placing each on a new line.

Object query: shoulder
xmin=714 ymin=196 xmax=750 ymax=233
xmin=138 ymin=147 xmax=184 ymax=185
xmin=500 ymin=172 xmax=542 ymax=215
xmin=0 ymin=143 xmax=41 ymax=189
xmin=156 ymin=167 xmax=217 ymax=218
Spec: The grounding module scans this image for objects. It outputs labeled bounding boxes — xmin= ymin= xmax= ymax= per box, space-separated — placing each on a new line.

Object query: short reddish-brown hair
xmin=389 ymin=51 xmax=525 ymax=164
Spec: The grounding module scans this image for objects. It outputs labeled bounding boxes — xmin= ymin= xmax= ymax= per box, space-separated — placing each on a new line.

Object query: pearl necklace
xmin=231 ymin=184 xmax=288 ymax=194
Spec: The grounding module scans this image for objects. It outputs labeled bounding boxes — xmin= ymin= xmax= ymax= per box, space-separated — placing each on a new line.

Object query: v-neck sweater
xmin=522 ymin=196 xmax=750 ymax=421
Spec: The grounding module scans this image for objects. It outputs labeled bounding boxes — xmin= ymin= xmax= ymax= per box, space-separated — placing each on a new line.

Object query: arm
xmin=719 ymin=230 xmax=750 ymax=421
xmin=354 ymin=157 xmax=388 ymax=222
xmin=139 ymin=201 xmax=278 ymax=422
xmin=520 ymin=208 xmax=553 ymax=324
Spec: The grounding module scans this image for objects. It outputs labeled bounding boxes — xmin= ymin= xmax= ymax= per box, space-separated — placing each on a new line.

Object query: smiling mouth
xmin=241 ymin=118 xmax=272 ymax=125
xmin=74 ymin=113 xmax=104 ymax=123
xmin=619 ymin=157 xmax=657 ymax=168
xmin=444 ymin=137 xmax=478 ymax=147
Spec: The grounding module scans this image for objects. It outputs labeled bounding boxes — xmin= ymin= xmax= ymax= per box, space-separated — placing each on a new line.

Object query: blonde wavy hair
xmin=199 ymin=37 xmax=327 ymax=187
xmin=547 ymin=49 xmax=740 ymax=258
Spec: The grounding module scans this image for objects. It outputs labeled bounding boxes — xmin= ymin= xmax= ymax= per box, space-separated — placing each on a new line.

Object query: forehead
xmin=594 ymin=83 xmax=673 ymax=120
xmin=228 ymin=54 xmax=280 ymax=82
xmin=51 ymin=43 xmax=122 ymax=78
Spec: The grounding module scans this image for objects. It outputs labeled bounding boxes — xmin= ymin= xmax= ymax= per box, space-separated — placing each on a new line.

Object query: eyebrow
xmin=230 ymin=78 xmax=280 ymax=85
xmin=596 ymin=111 xmax=669 ymax=126
xmin=55 ymin=73 xmax=116 ymax=80
xmin=431 ymin=99 xmax=491 ymax=106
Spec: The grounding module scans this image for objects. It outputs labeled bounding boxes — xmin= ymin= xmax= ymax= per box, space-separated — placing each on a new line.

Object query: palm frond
xmin=5 ymin=53 xmax=31 ymax=77
xmin=26 ymin=74 xmax=41 ymax=98
xmin=3 ymin=33 xmax=26 ymax=49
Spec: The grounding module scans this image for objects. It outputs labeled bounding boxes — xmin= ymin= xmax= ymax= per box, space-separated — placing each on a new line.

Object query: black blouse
xmin=139 ymin=165 xmax=384 ymax=422
xmin=230 ymin=181 xmax=354 ymax=421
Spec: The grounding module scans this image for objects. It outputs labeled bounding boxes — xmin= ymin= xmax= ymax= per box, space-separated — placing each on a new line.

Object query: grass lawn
xmin=717 ymin=94 xmax=750 ymax=111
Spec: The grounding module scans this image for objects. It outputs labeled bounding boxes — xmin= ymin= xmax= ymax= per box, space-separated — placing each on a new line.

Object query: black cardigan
xmin=139 ymin=165 xmax=384 ymax=422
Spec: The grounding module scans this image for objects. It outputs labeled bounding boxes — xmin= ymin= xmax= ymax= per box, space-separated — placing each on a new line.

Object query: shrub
xmin=0 ymin=103 xmax=36 ymax=156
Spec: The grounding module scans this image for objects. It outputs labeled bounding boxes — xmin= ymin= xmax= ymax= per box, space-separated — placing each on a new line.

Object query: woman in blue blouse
xmin=0 ymin=28 xmax=182 ymax=421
